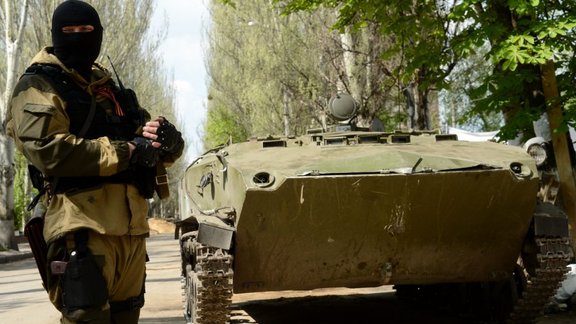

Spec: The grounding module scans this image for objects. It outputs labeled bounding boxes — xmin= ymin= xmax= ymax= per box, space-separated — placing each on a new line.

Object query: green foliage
xmin=279 ymin=0 xmax=576 ymax=140
xmin=274 ymin=1 xmax=462 ymax=130
xmin=217 ymin=0 xmax=236 ymax=8
xmin=207 ymin=0 xmax=450 ymax=138
xmin=204 ymin=103 xmax=248 ymax=149
xmin=13 ymin=152 xmax=31 ymax=232
xmin=279 ymin=0 xmax=330 ymax=13
xmin=206 ymin=1 xmax=361 ymax=139
xmin=376 ymin=109 xmax=408 ymax=132
xmin=452 ymin=0 xmax=576 ymax=138
xmin=440 ymin=42 xmax=504 ymax=133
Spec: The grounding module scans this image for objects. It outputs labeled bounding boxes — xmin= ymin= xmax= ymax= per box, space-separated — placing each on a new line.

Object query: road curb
xmin=0 ymin=250 xmax=33 ymax=264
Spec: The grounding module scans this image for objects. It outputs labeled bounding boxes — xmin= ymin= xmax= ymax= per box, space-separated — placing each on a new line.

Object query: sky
xmin=151 ymin=0 xmax=210 ymax=162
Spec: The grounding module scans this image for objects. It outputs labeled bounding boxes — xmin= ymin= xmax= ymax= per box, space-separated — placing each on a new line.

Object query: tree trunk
xmin=283 ymin=88 xmax=290 ymax=137
xmin=403 ymin=84 xmax=416 ymax=129
xmin=0 ymin=136 xmax=16 ymax=250
xmin=340 ymin=27 xmax=360 ymax=97
xmin=541 ymin=60 xmax=576 ymax=251
xmin=415 ymin=67 xmax=435 ymax=131
xmin=0 ymin=0 xmax=29 ymax=250
xmin=416 ymin=87 xmax=429 ymax=130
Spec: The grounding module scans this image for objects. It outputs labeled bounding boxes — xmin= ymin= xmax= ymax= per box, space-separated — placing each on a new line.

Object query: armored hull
xmin=183 ymin=132 xmax=537 ymax=292
xmin=176 ymin=128 xmax=576 ymax=323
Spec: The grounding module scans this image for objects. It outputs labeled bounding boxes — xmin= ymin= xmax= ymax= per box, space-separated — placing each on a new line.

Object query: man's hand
xmin=141 ymin=118 xmax=162 ymax=149
xmin=129 ymin=137 xmax=159 ymax=167
xmin=142 ymin=117 xmax=184 ymax=154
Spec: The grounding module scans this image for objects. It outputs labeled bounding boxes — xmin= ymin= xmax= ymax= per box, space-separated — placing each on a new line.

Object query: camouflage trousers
xmin=46 ymin=230 xmax=147 ymax=324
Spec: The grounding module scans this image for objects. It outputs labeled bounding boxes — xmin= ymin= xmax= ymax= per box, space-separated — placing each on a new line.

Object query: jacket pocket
xmin=19 ymin=104 xmax=56 ymax=140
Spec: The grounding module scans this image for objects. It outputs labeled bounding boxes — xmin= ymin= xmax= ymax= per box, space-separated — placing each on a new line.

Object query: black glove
xmin=130 ymin=137 xmax=159 ymax=167
xmin=156 ymin=118 xmax=184 ymax=154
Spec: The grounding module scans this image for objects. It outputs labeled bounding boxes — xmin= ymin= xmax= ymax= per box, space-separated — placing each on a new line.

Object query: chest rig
xmin=25 ymin=63 xmax=143 ymax=140
xmin=24 ymin=63 xmax=145 ymax=193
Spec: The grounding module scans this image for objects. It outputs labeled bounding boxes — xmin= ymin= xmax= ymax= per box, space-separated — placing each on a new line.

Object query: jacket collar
xmin=31 ymin=47 xmax=112 ymax=94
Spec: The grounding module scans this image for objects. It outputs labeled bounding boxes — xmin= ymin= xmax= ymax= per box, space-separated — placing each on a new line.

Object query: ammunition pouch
xmin=62 ymin=231 xmax=108 ymax=312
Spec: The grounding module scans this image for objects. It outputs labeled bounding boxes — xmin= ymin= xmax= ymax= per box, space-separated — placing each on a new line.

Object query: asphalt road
xmin=0 ymin=234 xmax=184 ymax=324
xmin=1 ymin=233 xmax=574 ymax=324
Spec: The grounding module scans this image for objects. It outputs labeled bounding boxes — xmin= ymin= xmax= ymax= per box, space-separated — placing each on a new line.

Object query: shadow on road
xmin=139 ymin=317 xmax=186 ymax=323
xmin=236 ymin=291 xmax=479 ymax=324
xmin=233 ymin=289 xmax=575 ymax=324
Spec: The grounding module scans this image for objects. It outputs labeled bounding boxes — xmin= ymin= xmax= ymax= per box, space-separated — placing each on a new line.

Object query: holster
xmin=62 ymin=231 xmax=108 ymax=312
xmin=24 ymin=206 xmax=49 ymax=291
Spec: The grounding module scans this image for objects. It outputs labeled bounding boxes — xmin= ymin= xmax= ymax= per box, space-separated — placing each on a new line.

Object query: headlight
xmin=527 ymin=144 xmax=548 ymax=167
xmin=523 ymin=137 xmax=548 ymax=167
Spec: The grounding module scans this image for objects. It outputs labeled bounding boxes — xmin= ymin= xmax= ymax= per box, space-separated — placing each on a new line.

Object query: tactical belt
xmin=53 ymin=170 xmax=135 ymax=194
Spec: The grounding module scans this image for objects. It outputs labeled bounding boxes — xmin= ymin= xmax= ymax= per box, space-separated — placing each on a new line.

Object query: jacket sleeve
xmin=7 ymin=74 xmax=131 ymax=177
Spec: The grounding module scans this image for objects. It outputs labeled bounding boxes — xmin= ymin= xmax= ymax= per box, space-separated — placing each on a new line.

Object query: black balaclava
xmin=52 ymin=0 xmax=103 ymax=80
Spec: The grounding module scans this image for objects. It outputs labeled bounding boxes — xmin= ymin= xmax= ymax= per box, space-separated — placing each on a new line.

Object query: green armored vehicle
xmin=177 ymin=94 xmax=572 ymax=323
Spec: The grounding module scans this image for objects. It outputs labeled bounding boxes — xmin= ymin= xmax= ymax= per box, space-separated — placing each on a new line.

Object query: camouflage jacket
xmin=6 ymin=47 xmax=178 ymax=243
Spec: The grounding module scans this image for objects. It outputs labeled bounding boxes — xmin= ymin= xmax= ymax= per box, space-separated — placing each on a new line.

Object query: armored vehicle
xmin=176 ymin=94 xmax=572 ymax=323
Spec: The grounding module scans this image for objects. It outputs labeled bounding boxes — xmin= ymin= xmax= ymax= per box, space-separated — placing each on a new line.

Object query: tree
xmin=448 ymin=1 xmax=576 ymax=139
xmin=277 ymin=1 xmax=467 ymax=132
xmin=450 ymin=0 xmax=576 ymax=248
xmin=439 ymin=44 xmax=502 ymax=132
xmin=0 ymin=0 xmax=29 ymax=250
xmin=205 ymin=0 xmax=416 ymax=149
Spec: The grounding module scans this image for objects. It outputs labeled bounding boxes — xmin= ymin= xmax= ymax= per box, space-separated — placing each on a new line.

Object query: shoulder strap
xmin=23 ymin=63 xmax=64 ymax=80
xmin=48 ymin=96 xmax=97 ymax=196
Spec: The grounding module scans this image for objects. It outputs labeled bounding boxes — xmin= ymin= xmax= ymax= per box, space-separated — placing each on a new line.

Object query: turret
xmin=325 ymin=93 xmax=368 ymax=132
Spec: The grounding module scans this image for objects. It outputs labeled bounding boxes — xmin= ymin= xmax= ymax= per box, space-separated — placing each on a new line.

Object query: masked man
xmin=6 ymin=1 xmax=184 ymax=323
